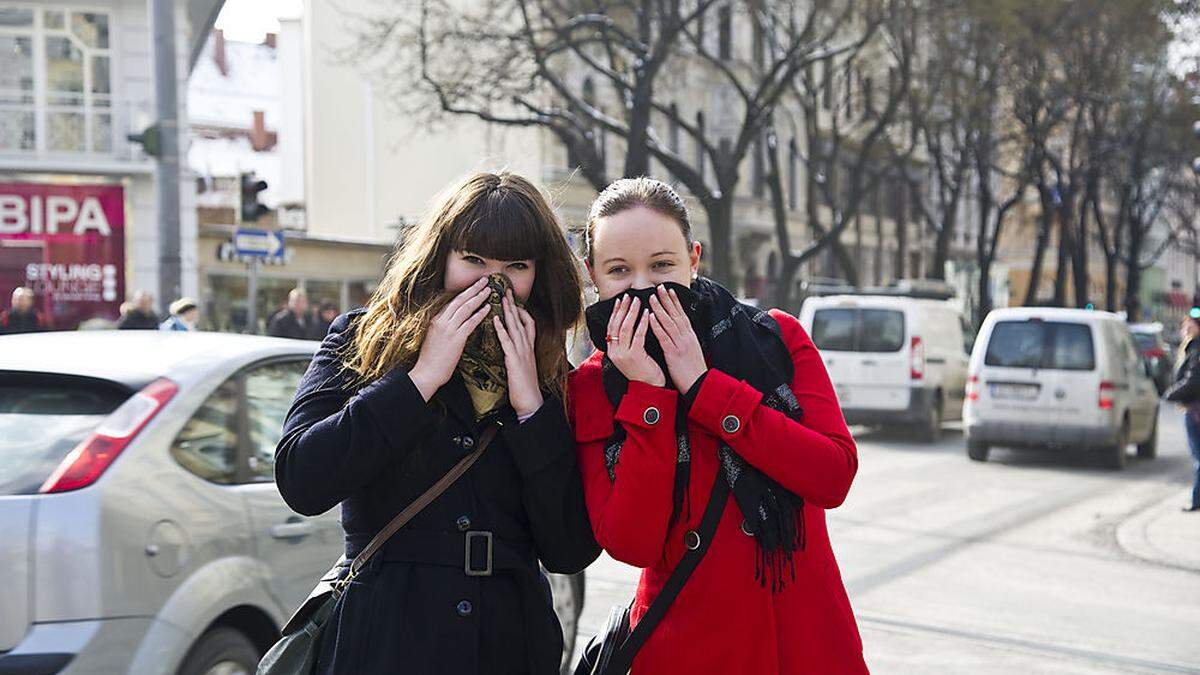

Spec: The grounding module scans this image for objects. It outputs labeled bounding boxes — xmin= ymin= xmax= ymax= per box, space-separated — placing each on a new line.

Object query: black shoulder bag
xmin=574 ymin=476 xmax=731 ymax=675
xmin=256 ymin=424 xmax=500 ymax=675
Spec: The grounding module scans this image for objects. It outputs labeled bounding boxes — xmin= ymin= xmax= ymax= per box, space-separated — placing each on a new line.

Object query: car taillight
xmin=911 ymin=336 xmax=925 ymax=380
xmin=966 ymin=375 xmax=979 ymax=402
xmin=1098 ymin=381 xmax=1115 ymax=410
xmin=39 ymin=378 xmax=178 ymax=494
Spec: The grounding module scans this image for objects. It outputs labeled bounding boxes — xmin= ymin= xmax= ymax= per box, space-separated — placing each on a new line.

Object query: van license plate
xmin=990 ymin=383 xmax=1038 ymax=400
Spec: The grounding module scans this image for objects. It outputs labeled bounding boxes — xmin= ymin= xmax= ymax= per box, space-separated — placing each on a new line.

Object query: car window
xmin=859 ymin=309 xmax=905 ymax=352
xmin=984 ymin=320 xmax=1094 ymax=371
xmin=811 ymin=308 xmax=904 ymax=352
xmin=0 ymin=375 xmax=128 ymax=496
xmin=984 ymin=321 xmax=1045 ymax=368
xmin=1051 ymin=323 xmax=1095 ymax=371
xmin=244 ymin=360 xmax=308 ymax=482
xmin=811 ymin=309 xmax=856 ymax=351
xmin=170 ymin=379 xmax=239 ymax=484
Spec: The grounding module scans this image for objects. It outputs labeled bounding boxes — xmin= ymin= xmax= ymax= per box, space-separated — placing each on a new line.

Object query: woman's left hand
xmin=494 ymin=290 xmax=544 ymax=418
xmin=648 ymin=285 xmax=708 ymax=393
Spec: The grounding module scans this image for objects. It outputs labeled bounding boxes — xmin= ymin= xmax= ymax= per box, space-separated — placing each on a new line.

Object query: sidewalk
xmin=1116 ymin=488 xmax=1200 ymax=572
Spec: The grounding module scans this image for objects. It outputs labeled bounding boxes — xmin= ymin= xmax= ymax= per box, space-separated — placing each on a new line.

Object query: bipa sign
xmin=0 ymin=182 xmax=125 ymax=329
xmin=0 ymin=192 xmax=113 ymax=236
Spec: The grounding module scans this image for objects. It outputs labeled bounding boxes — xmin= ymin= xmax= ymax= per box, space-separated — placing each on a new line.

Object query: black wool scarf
xmin=584 ymin=277 xmax=806 ymax=592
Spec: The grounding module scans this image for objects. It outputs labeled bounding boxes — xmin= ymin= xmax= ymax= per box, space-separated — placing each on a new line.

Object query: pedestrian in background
xmin=267 ymin=287 xmax=312 ymax=339
xmin=117 ymin=290 xmax=160 ymax=329
xmin=0 ymin=286 xmax=47 ymax=335
xmin=159 ymin=298 xmax=199 ymax=332
xmin=310 ymin=299 xmax=338 ymax=340
xmin=1165 ymin=313 xmax=1200 ymax=513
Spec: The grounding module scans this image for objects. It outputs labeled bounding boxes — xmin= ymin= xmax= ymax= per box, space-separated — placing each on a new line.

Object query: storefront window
xmin=306 ymin=279 xmax=342 ymax=311
xmin=0 ymin=5 xmax=114 ymax=154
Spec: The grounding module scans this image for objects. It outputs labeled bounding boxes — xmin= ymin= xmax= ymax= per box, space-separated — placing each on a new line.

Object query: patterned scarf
xmin=584 ymin=277 xmax=806 ymax=592
xmin=457 ymin=273 xmax=513 ymax=418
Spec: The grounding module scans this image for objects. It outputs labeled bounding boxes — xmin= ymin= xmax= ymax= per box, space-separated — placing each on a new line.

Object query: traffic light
xmin=240 ymin=172 xmax=269 ymax=222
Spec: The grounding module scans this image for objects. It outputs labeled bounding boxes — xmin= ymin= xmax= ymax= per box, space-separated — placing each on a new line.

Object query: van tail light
xmin=966 ymin=375 xmax=979 ymax=402
xmin=910 ymin=336 xmax=925 ymax=380
xmin=1098 ymin=381 xmax=1115 ymax=410
xmin=39 ymin=378 xmax=178 ymax=494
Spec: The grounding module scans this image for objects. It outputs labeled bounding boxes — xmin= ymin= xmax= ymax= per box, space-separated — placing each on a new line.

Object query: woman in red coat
xmin=571 ymin=177 xmax=868 ymax=674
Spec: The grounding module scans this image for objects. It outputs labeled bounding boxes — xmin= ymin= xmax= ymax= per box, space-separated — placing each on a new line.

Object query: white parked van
xmin=963 ymin=307 xmax=1159 ymax=469
xmin=799 ymin=294 xmax=970 ymax=441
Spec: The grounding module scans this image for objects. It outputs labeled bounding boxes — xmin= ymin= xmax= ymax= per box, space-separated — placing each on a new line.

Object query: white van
xmin=963 ymin=307 xmax=1159 ymax=469
xmin=799 ymin=294 xmax=970 ymax=441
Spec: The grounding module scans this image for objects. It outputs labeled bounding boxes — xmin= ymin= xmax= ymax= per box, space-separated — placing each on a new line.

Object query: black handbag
xmin=256 ymin=424 xmax=499 ymax=675
xmin=574 ymin=476 xmax=730 ymax=675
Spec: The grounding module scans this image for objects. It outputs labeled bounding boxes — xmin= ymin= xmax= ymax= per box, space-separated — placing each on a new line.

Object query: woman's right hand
xmin=607 ymin=295 xmax=667 ymax=387
xmin=409 ymin=277 xmax=493 ymax=401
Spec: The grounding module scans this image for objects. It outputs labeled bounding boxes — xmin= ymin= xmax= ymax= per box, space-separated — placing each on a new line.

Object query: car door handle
xmin=862 ymin=360 xmax=877 ymax=366
xmin=270 ymin=518 xmax=314 ymax=540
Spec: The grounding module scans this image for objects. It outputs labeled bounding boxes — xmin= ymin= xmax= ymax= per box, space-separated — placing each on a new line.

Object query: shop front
xmin=197 ymin=224 xmax=390 ymax=334
xmin=0 ymin=180 xmax=126 ymax=329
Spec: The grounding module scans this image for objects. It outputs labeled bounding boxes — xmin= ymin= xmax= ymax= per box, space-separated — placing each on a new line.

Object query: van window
xmin=811 ymin=308 xmax=905 ymax=352
xmin=984 ymin=320 xmax=1095 ymax=371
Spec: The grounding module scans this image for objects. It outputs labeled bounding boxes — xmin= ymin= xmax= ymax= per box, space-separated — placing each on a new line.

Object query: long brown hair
xmin=344 ymin=172 xmax=583 ymax=403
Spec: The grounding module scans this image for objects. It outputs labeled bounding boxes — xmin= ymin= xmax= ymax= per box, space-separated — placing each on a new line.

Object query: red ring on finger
xmin=605 ymin=334 xmax=614 ymax=343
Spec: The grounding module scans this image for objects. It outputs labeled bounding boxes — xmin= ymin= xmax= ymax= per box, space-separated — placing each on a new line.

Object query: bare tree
xmin=349 ymin=0 xmax=883 ymax=287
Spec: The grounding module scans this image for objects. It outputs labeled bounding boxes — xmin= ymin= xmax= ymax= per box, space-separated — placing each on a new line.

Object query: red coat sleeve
xmin=571 ymin=367 xmax=678 ymax=568
xmin=686 ymin=309 xmax=859 ymax=508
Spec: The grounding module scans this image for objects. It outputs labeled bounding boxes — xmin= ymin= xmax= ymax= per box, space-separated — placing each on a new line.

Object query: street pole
xmin=151 ymin=0 xmax=181 ymax=306
xmin=247 ymin=257 xmax=258 ymax=334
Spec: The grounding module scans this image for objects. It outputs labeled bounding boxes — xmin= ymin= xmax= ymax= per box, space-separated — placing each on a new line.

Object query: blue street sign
xmin=233 ymin=228 xmax=285 ymax=259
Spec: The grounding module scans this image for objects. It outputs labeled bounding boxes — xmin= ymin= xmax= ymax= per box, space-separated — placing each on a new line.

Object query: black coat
xmin=1165 ymin=339 xmax=1200 ymax=404
xmin=268 ymin=309 xmax=313 ymax=340
xmin=275 ymin=311 xmax=599 ymax=675
xmin=117 ymin=309 xmax=159 ymax=330
xmin=0 ymin=308 xmax=45 ymax=334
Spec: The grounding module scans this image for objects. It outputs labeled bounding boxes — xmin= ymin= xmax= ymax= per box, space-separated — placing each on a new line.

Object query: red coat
xmin=570 ymin=309 xmax=868 ymax=674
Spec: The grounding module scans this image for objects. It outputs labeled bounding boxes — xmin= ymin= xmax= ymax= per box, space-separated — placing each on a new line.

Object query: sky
xmin=214 ymin=0 xmax=302 ymax=43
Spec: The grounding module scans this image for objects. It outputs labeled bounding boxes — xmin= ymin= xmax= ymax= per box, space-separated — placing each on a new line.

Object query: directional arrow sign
xmin=233 ymin=228 xmax=285 ymax=259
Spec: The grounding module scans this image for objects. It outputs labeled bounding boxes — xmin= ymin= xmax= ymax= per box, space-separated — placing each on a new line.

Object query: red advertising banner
xmin=0 ymin=182 xmax=125 ymax=330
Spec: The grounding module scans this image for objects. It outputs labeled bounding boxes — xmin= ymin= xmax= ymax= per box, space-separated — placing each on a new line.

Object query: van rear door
xmin=811 ymin=306 xmax=910 ymax=411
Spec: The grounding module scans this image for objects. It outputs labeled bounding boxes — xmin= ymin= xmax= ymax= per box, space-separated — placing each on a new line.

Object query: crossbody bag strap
xmin=606 ymin=475 xmax=731 ymax=674
xmin=341 ymin=424 xmax=501 ymax=586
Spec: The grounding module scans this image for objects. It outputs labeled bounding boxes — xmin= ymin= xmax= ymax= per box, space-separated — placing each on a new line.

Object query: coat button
xmin=456 ymin=600 xmax=473 ymax=617
xmin=741 ymin=519 xmax=754 ymax=536
xmin=456 ymin=516 xmax=471 ymax=532
xmin=643 ymin=407 xmax=660 ymax=425
xmin=722 ymin=414 xmax=741 ymax=434
xmin=459 ymin=436 xmax=475 ymax=449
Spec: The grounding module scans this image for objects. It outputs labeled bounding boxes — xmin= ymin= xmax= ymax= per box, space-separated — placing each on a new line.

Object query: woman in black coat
xmin=1165 ymin=314 xmax=1200 ymax=513
xmin=274 ymin=172 xmax=600 ymax=674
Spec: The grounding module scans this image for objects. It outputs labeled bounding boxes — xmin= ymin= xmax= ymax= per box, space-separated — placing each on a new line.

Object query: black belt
xmin=347 ymin=529 xmax=535 ymax=576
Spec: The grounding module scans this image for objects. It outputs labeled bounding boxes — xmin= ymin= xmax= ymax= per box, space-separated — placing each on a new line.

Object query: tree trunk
xmin=1124 ymin=218 xmax=1145 ymax=322
xmin=1023 ymin=184 xmax=1054 ymax=306
xmin=1072 ymin=184 xmax=1092 ymax=309
xmin=1053 ymin=206 xmax=1071 ymax=306
xmin=704 ymin=198 xmax=735 ymax=288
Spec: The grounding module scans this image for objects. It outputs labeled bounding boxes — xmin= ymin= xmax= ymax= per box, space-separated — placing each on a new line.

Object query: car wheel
xmin=916 ymin=394 xmax=942 ymax=443
xmin=546 ymin=571 xmax=585 ymax=674
xmin=1104 ymin=421 xmax=1130 ymax=470
xmin=967 ymin=440 xmax=989 ymax=462
xmin=1137 ymin=415 xmax=1158 ymax=460
xmin=178 ymin=627 xmax=259 ymax=675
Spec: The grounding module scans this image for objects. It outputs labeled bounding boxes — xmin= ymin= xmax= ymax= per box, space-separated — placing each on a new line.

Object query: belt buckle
xmin=464 ymin=531 xmax=493 ymax=577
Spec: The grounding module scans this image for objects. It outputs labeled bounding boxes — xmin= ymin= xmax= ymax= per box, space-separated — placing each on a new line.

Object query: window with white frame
xmin=0 ymin=5 xmax=113 ymax=154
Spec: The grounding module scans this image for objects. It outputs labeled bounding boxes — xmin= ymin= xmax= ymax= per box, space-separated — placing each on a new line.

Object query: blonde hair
xmin=344 ymin=172 xmax=583 ymax=403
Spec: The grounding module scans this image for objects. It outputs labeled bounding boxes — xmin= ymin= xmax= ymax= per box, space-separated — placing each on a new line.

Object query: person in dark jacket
xmin=117 ymin=290 xmax=160 ymax=329
xmin=0 ymin=287 xmax=47 ymax=334
xmin=309 ymin=299 xmax=338 ymax=340
xmin=273 ymin=171 xmax=600 ymax=675
xmin=1164 ymin=314 xmax=1200 ymax=512
xmin=267 ymin=288 xmax=313 ymax=339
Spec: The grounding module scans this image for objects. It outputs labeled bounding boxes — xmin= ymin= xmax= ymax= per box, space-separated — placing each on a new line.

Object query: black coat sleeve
xmin=1165 ymin=356 xmax=1200 ymax=404
xmin=502 ymin=398 xmax=601 ymax=574
xmin=275 ymin=312 xmax=438 ymax=516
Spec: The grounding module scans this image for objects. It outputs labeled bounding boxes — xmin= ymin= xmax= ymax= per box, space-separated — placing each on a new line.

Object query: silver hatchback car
xmin=0 ymin=331 xmax=343 ymax=674
xmin=0 ymin=330 xmax=584 ymax=674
